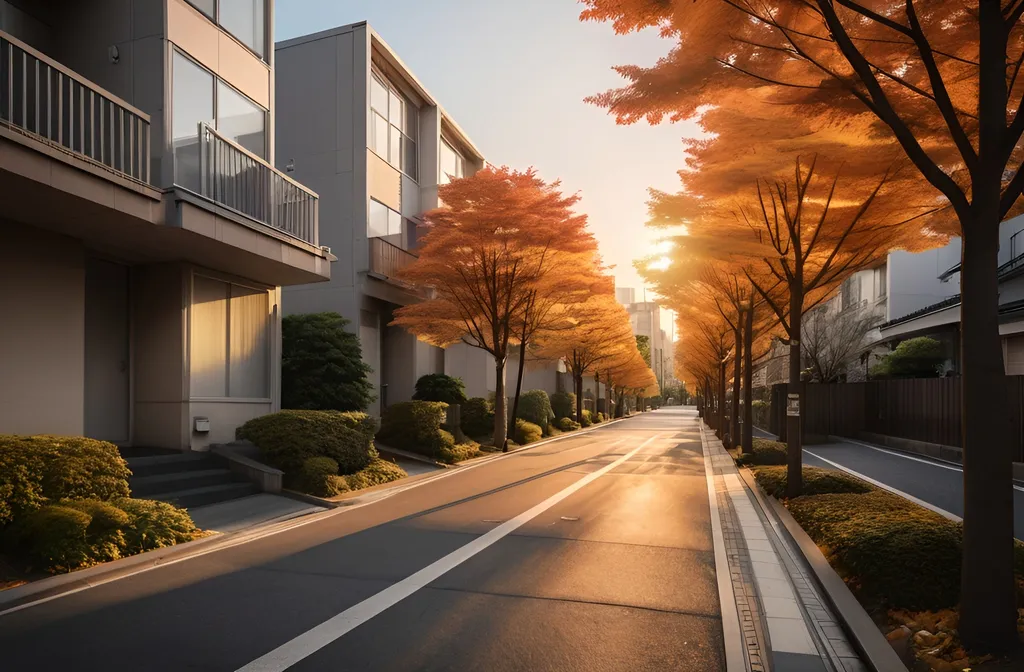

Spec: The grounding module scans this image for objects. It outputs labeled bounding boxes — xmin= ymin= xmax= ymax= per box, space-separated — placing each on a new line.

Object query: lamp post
xmin=740 ymin=298 xmax=754 ymax=454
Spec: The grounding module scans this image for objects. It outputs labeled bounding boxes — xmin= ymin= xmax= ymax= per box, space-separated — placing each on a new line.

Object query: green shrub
xmin=282 ymin=312 xmax=375 ymax=412
xmin=518 ymin=390 xmax=554 ymax=433
xmin=338 ymin=458 xmax=408 ymax=492
xmin=237 ymin=410 xmax=377 ymax=476
xmin=413 ymin=374 xmax=467 ymax=405
xmin=870 ymin=336 xmax=945 ymax=379
xmin=461 ymin=397 xmax=494 ymax=438
xmin=112 ymin=498 xmax=198 ymax=554
xmin=514 ymin=419 xmax=543 ymax=445
xmin=753 ymin=466 xmax=873 ymax=498
xmin=580 ymin=410 xmax=593 ymax=428
xmin=437 ymin=442 xmax=482 ymax=464
xmin=6 ymin=505 xmax=93 ymax=573
xmin=558 ymin=417 xmax=581 ymax=432
xmin=596 ymin=412 xmax=605 ymax=423
xmin=377 ymin=401 xmax=457 ymax=461
xmin=787 ymin=491 xmax=961 ymax=610
xmin=63 ymin=499 xmax=130 ymax=562
xmin=0 ymin=435 xmax=131 ymax=526
xmin=551 ymin=392 xmax=576 ymax=420
xmin=296 ymin=457 xmax=341 ymax=497
xmin=751 ymin=399 xmax=770 ymax=429
xmin=736 ymin=438 xmax=788 ymax=466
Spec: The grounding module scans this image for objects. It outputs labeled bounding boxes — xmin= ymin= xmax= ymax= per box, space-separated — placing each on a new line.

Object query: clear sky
xmin=275 ymin=0 xmax=699 ymax=296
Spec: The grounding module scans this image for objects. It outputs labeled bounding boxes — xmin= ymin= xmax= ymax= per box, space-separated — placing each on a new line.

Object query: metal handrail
xmin=0 ymin=30 xmax=150 ymax=183
xmin=369 ymin=237 xmax=418 ymax=280
xmin=197 ymin=123 xmax=319 ymax=246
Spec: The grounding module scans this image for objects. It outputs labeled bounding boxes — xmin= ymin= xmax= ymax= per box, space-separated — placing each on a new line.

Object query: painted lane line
xmin=698 ymin=425 xmax=746 ymax=672
xmin=836 ymin=437 xmax=1024 ymax=493
xmin=0 ymin=423 xmax=631 ymax=619
xmin=235 ymin=434 xmax=664 ymax=672
xmin=803 ymin=449 xmax=961 ymax=522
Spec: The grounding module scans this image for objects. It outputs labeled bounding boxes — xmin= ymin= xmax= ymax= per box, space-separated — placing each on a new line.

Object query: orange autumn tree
xmin=534 ymin=292 xmax=636 ymax=423
xmin=582 ymin=1 xmax=1024 ymax=645
xmin=394 ymin=166 xmax=595 ymax=450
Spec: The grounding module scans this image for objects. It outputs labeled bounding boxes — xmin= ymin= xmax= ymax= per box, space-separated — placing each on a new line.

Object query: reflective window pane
xmin=368 ymin=199 xmax=389 ymax=238
xmin=404 ymin=135 xmax=417 ymax=181
xmin=388 ymin=208 xmax=402 ymax=236
xmin=190 ymin=0 xmax=215 ymax=18
xmin=172 ymin=52 xmax=214 ymax=192
xmin=220 ymin=0 xmax=265 ymax=57
xmin=371 ymin=112 xmax=389 ymax=157
xmin=389 ymin=90 xmax=403 ymax=131
xmin=371 ymin=75 xmax=388 ymax=116
xmin=389 ymin=125 xmax=402 ymax=166
xmin=217 ymin=81 xmax=266 ymax=158
xmin=405 ymin=104 xmax=418 ymax=142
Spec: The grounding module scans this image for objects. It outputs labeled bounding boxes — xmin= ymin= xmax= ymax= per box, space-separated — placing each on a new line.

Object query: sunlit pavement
xmin=0 ymin=409 xmax=727 ymax=672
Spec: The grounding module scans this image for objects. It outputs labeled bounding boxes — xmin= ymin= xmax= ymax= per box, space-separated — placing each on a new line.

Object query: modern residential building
xmin=0 ymin=0 xmax=331 ymax=451
xmin=625 ymin=297 xmax=671 ymax=388
xmin=276 ymin=22 xmax=497 ymax=413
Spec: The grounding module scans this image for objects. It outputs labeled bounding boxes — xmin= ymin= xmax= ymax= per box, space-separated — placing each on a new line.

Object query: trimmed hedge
xmin=413 ymin=374 xmax=467 ymax=405
xmin=298 ymin=457 xmax=341 ymax=497
xmin=338 ymin=458 xmax=408 ymax=492
xmin=111 ymin=498 xmax=198 ymax=555
xmin=437 ymin=442 xmax=482 ymax=464
xmin=237 ymin=410 xmax=377 ymax=476
xmin=558 ymin=417 xmax=581 ymax=432
xmin=461 ymin=397 xmax=494 ymax=438
xmin=377 ymin=401 xmax=456 ymax=462
xmin=596 ymin=412 xmax=605 ymax=423
xmin=0 ymin=435 xmax=131 ymax=526
xmin=551 ymin=392 xmax=576 ymax=421
xmin=514 ymin=419 xmax=543 ymax=445
xmin=736 ymin=438 xmax=788 ymax=466
xmin=518 ymin=390 xmax=554 ymax=433
xmin=580 ymin=410 xmax=593 ymax=428
xmin=753 ymin=466 xmax=873 ymax=498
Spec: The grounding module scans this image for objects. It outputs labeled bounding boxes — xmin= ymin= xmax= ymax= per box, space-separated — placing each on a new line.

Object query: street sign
xmin=786 ymin=393 xmax=800 ymax=417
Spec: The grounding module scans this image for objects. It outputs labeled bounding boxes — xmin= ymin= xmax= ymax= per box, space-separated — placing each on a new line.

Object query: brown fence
xmin=768 ymin=377 xmax=1024 ymax=462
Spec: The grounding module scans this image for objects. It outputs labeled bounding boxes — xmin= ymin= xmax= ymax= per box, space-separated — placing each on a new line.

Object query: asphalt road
xmin=753 ymin=428 xmax=1024 ymax=540
xmin=0 ymin=409 xmax=725 ymax=672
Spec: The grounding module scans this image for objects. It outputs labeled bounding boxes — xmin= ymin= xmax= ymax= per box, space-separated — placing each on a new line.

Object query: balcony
xmin=196 ymin=123 xmax=318 ymax=246
xmin=369 ymin=237 xmax=423 ymax=292
xmin=0 ymin=31 xmax=150 ymax=184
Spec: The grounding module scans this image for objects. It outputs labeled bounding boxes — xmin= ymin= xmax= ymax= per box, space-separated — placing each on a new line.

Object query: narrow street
xmin=0 ymin=410 xmax=726 ymax=672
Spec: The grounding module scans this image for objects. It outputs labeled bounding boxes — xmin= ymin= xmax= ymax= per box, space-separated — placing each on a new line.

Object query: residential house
xmin=0 ymin=0 xmax=330 ymax=450
xmin=275 ymin=22 xmax=499 ymax=413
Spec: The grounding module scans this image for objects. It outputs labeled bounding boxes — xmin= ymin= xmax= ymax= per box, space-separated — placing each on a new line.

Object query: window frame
xmin=439 ymin=136 xmax=466 ymax=184
xmin=369 ymin=70 xmax=418 ymax=181
xmin=184 ymin=0 xmax=269 ymax=62
xmin=368 ymin=198 xmax=404 ymax=239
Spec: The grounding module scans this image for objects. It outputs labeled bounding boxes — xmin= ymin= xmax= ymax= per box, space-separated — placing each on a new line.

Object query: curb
xmin=736 ymin=468 xmax=908 ymax=672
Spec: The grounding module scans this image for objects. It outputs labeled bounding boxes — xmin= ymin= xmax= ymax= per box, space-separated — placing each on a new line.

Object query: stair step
xmin=131 ymin=469 xmax=236 ymax=497
xmin=126 ymin=452 xmax=215 ymax=477
xmin=150 ymin=482 xmax=260 ymax=509
xmin=119 ymin=446 xmax=180 ymax=459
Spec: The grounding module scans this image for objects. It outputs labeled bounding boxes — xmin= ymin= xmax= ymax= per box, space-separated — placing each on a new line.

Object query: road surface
xmin=1 ymin=409 xmax=726 ymax=672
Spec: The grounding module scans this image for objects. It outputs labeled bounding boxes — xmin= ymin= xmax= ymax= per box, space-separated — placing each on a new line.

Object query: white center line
xmin=235 ymin=433 xmax=662 ymax=672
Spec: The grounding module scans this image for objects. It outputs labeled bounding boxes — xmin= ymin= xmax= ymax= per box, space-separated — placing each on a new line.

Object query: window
xmin=172 ymin=52 xmax=215 ymax=192
xmin=217 ymin=81 xmax=265 ymax=157
xmin=440 ymin=139 xmax=466 ymax=184
xmin=874 ymin=265 xmax=887 ymax=298
xmin=187 ymin=0 xmax=266 ymax=59
xmin=369 ymin=199 xmax=402 ymax=238
xmin=841 ymin=276 xmax=860 ymax=310
xmin=369 ymin=72 xmax=418 ymax=180
xmin=190 ymin=275 xmax=270 ymax=399
xmin=172 ymin=50 xmax=268 ymax=190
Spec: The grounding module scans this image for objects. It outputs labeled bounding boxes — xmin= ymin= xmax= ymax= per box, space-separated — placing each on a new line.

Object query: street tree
xmin=802 ymin=302 xmax=882 ymax=382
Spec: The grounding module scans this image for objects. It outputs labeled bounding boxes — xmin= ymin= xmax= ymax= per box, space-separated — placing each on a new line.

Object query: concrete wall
xmin=888 ymin=248 xmax=961 ymax=322
xmin=0 ymin=222 xmax=85 ymax=436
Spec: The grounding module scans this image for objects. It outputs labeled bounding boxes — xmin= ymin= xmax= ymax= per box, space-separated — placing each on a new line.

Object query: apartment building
xmin=276 ymin=22 xmax=497 ymax=413
xmin=0 ymin=0 xmax=330 ymax=450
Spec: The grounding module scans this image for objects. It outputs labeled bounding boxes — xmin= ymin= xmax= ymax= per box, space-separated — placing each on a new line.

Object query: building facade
xmin=0 ymin=0 xmax=330 ymax=450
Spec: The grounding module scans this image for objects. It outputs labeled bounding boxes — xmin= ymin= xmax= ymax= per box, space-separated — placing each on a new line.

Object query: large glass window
xmin=369 ymin=199 xmax=403 ymax=238
xmin=188 ymin=0 xmax=266 ymax=59
xmin=369 ymin=72 xmax=418 ymax=180
xmin=217 ymin=80 xmax=266 ymax=158
xmin=440 ymin=138 xmax=466 ymax=185
xmin=220 ymin=0 xmax=265 ymax=57
xmin=172 ymin=52 xmax=215 ymax=193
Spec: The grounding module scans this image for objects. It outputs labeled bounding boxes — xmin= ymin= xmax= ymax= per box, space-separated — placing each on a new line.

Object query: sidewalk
xmin=700 ymin=424 xmax=869 ymax=672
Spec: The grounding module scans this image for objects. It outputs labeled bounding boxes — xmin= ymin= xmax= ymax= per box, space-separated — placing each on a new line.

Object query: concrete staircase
xmin=122 ymin=448 xmax=259 ymax=509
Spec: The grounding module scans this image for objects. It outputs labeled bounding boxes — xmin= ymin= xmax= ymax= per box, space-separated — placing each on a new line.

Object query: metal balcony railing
xmin=0 ymin=31 xmax=150 ymax=183
xmin=370 ymin=237 xmax=418 ymax=281
xmin=197 ymin=123 xmax=318 ymax=246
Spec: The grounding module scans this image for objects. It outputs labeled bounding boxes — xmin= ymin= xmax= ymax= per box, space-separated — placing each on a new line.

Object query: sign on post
xmin=786 ymin=393 xmax=800 ymax=417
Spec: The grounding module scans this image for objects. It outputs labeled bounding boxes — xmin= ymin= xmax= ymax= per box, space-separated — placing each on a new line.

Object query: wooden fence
xmin=768 ymin=377 xmax=1024 ymax=463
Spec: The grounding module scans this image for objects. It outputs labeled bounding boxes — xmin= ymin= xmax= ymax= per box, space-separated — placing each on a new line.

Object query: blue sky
xmin=276 ymin=0 xmax=698 ymax=295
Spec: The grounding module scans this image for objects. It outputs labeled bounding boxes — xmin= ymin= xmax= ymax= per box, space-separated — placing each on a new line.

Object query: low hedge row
xmin=514 ymin=419 xmax=543 ymax=445
xmin=296 ymin=457 xmax=408 ymax=498
xmin=558 ymin=417 xmax=581 ymax=432
xmin=237 ymin=410 xmax=377 ymax=476
xmin=736 ymin=438 xmax=788 ymax=466
xmin=461 ymin=398 xmax=494 ymax=438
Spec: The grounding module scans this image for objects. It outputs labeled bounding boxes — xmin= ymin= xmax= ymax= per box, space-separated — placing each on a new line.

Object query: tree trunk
xmin=959 ymin=3 xmax=1016 ymax=647
xmin=742 ymin=305 xmax=754 ymax=454
xmin=718 ymin=360 xmax=727 ymax=441
xmin=508 ymin=341 xmax=529 ymax=440
xmin=575 ymin=374 xmax=583 ymax=424
xmin=595 ymin=371 xmax=601 ymax=418
xmin=495 ymin=357 xmax=508 ymax=451
xmin=785 ymin=287 xmax=804 ymax=498
xmin=730 ymin=326 xmax=742 ymax=449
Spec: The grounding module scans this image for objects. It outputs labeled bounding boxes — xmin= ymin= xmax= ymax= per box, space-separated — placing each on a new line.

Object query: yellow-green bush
xmin=237 ymin=410 xmax=377 ymax=475
xmin=377 ymin=401 xmax=457 ymax=462
xmin=298 ymin=457 xmax=342 ymax=497
xmin=580 ymin=410 xmax=593 ymax=428
xmin=550 ymin=392 xmax=576 ymax=421
xmin=461 ymin=397 xmax=494 ymax=438
xmin=518 ymin=390 xmax=554 ymax=433
xmin=337 ymin=458 xmax=408 ymax=492
xmin=111 ymin=498 xmax=198 ymax=555
xmin=736 ymin=438 xmax=788 ymax=466
xmin=753 ymin=466 xmax=872 ymax=498
xmin=514 ymin=419 xmax=543 ymax=445
xmin=558 ymin=417 xmax=581 ymax=432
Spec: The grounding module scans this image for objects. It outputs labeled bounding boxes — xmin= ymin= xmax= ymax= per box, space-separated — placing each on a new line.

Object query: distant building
xmin=616 ymin=287 xmax=636 ymax=305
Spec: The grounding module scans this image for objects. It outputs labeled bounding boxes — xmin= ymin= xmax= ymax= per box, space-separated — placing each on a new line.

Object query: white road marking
xmin=835 ymin=437 xmax=1024 ymax=493
xmin=235 ymin=434 xmax=663 ymax=672
xmin=803 ymin=449 xmax=961 ymax=522
xmin=699 ymin=426 xmax=746 ymax=672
